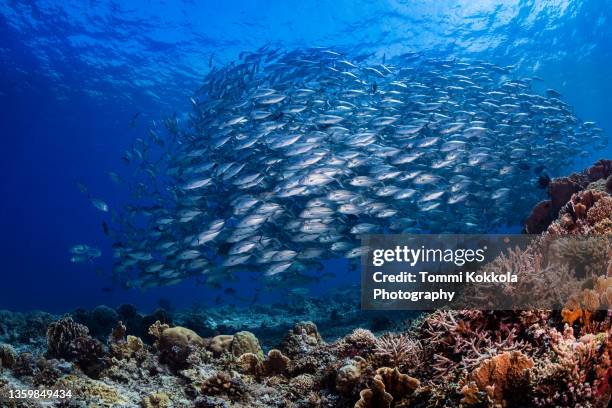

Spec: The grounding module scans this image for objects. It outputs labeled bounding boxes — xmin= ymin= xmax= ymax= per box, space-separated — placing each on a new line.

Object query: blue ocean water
xmin=0 ymin=0 xmax=611 ymax=313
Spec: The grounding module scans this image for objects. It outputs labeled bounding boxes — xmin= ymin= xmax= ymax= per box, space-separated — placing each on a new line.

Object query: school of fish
xmin=105 ymin=47 xmax=605 ymax=289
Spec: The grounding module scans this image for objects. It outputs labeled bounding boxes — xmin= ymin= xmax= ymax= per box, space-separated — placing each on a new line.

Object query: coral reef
xmin=0 ymin=160 xmax=610 ymax=407
xmin=0 ymin=306 xmax=610 ymax=407
xmin=46 ymin=317 xmax=107 ymax=378
xmin=467 ymin=351 xmax=534 ymax=405
xmin=524 ymin=159 xmax=612 ymax=233
xmin=281 ymin=321 xmax=324 ymax=357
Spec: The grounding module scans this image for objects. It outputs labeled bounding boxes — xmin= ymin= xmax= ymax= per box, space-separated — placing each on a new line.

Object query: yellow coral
xmin=141 ymin=392 xmax=170 ymax=408
xmin=209 ymin=334 xmax=233 ymax=356
xmin=148 ymin=320 xmax=169 ymax=340
xmin=159 ymin=326 xmax=205 ymax=350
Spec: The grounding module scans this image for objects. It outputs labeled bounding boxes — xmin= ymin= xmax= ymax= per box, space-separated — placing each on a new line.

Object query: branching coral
xmin=374 ymin=333 xmax=422 ymax=371
xmin=531 ymin=325 xmax=611 ymax=407
xmin=417 ymin=310 xmax=528 ymax=378
xmin=200 ymin=371 xmax=245 ymax=401
xmin=46 ymin=317 xmax=90 ymax=359
xmin=45 ymin=316 xmax=107 ymax=378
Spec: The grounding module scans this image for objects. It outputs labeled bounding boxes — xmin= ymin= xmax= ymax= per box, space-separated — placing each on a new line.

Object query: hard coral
xmin=58 ymin=374 xmax=124 ymax=405
xmin=355 ymin=375 xmax=392 ymax=408
xmin=562 ymin=276 xmax=612 ymax=332
xmin=375 ymin=367 xmax=419 ymax=400
xmin=159 ymin=326 xmax=205 ymax=350
xmin=587 ymin=195 xmax=612 ymax=229
xmin=470 ymin=351 xmax=533 ymax=406
xmin=525 ymin=160 xmax=612 ymax=233
xmin=46 ymin=317 xmax=89 ymax=359
xmin=0 ymin=343 xmax=16 ymax=368
xmin=156 ymin=325 xmax=206 ymax=370
xmin=374 ymin=333 xmax=422 ymax=371
xmin=46 ymin=316 xmax=106 ymax=378
xmin=355 ymin=367 xmax=418 ymax=408
xmin=141 ymin=392 xmax=170 ymax=408
xmin=69 ymin=334 xmax=107 ymax=378
xmin=337 ymin=328 xmax=378 ymax=359
xmin=200 ymin=371 xmax=245 ymax=401
xmin=288 ymin=374 xmax=317 ymax=397
xmin=209 ymin=334 xmax=233 ymax=356
xmin=32 ymin=358 xmax=62 ymax=386
xmin=230 ymin=331 xmax=263 ymax=359
xmin=336 ymin=356 xmax=368 ymax=395
xmin=238 ymin=348 xmax=290 ymax=377
xmin=548 ymin=189 xmax=611 ymax=235
xmin=110 ymin=334 xmax=145 ymax=360
xmin=265 ymin=349 xmax=291 ymax=375
xmin=12 ymin=352 xmax=38 ymax=378
xmin=147 ymin=320 xmax=169 ymax=340
xmin=281 ymin=321 xmax=324 ymax=357
xmin=531 ymin=325 xmax=610 ymax=407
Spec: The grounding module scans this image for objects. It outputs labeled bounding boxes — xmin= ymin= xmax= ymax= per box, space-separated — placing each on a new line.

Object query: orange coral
xmin=587 ymin=195 xmax=612 ymax=226
xmin=470 ymin=351 xmax=534 ymax=405
xmin=562 ymin=277 xmax=612 ymax=329
xmin=354 ymin=367 xmax=419 ymax=408
xmin=460 ymin=381 xmax=482 ymax=405
xmin=375 ymin=367 xmax=419 ymax=398
xmin=354 ymin=376 xmax=392 ymax=408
